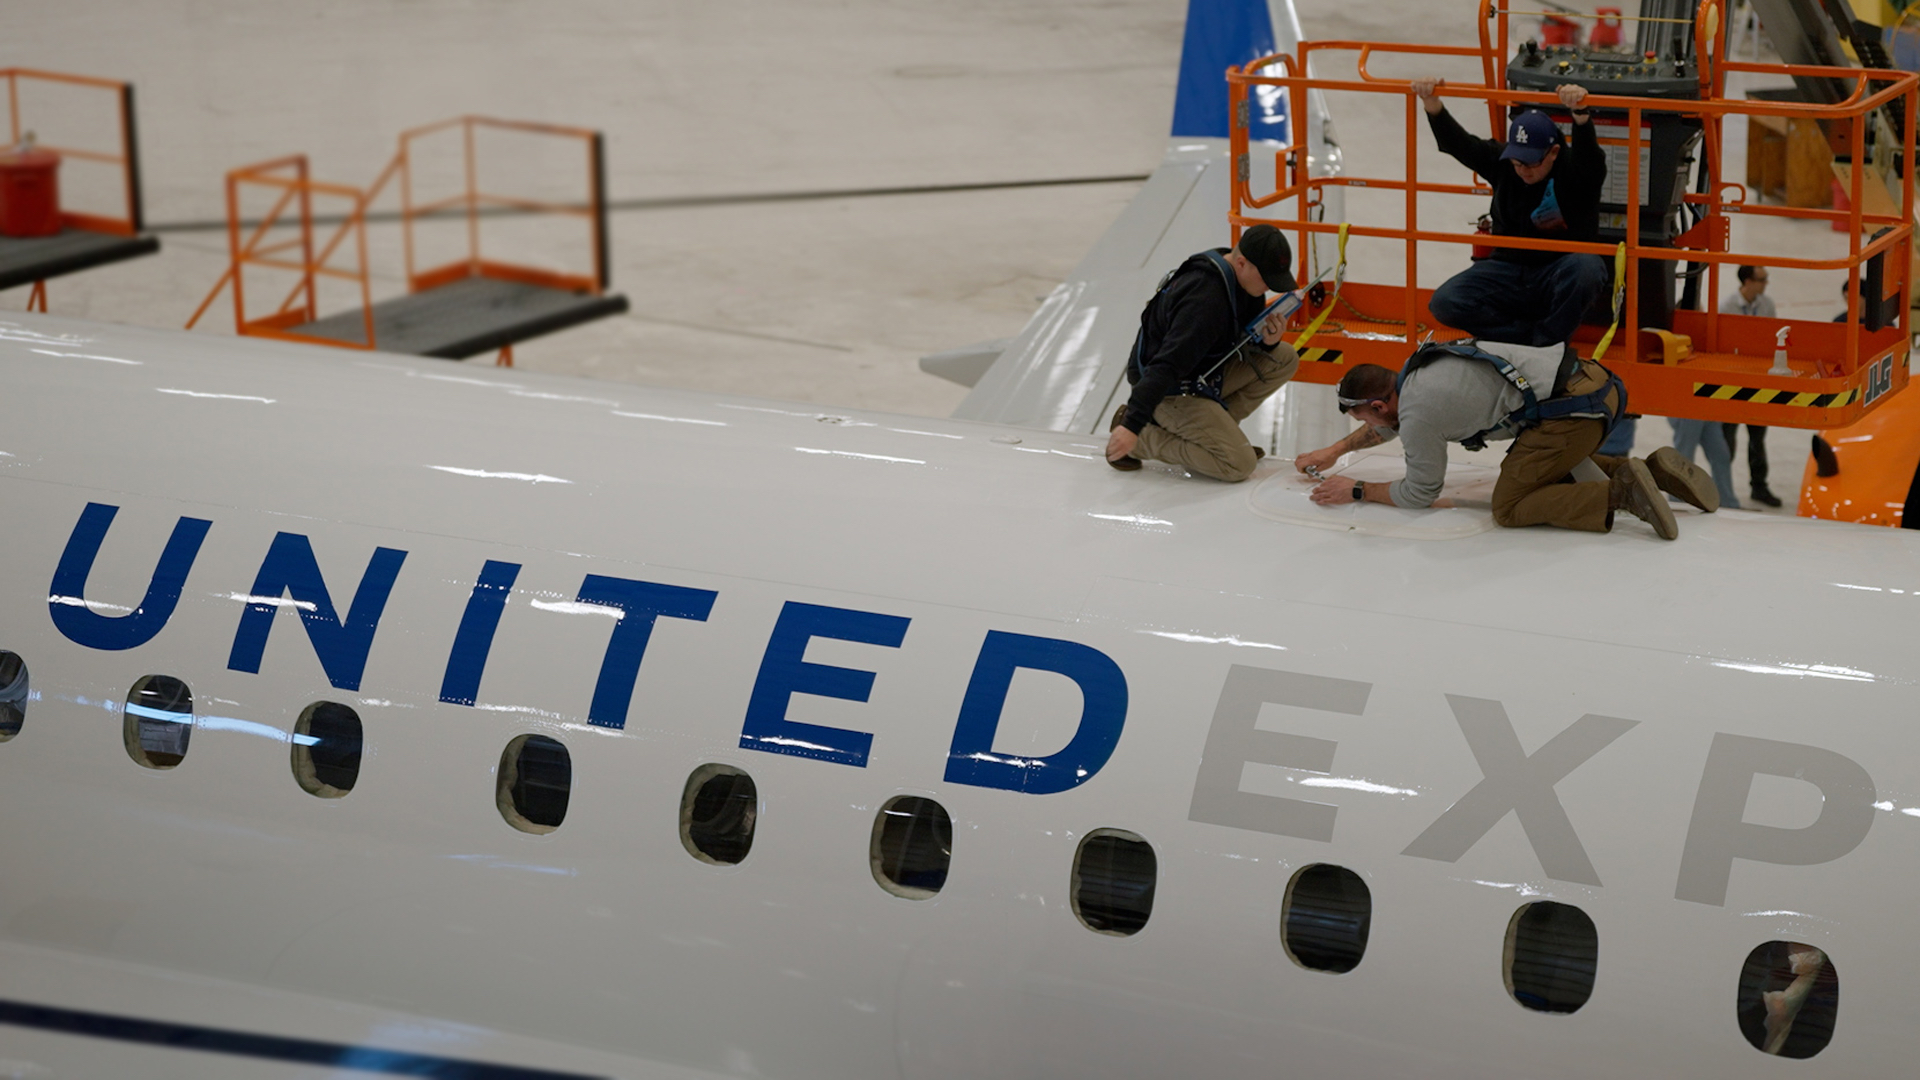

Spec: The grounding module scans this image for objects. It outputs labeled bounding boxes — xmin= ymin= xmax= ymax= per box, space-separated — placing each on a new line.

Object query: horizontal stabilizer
xmin=951 ymin=147 xmax=1224 ymax=432
xmin=947 ymin=0 xmax=1341 ymax=455
xmin=920 ymin=339 xmax=1012 ymax=388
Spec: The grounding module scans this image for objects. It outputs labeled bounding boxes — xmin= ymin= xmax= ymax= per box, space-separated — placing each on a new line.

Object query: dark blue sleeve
xmin=1427 ymin=106 xmax=1505 ymax=184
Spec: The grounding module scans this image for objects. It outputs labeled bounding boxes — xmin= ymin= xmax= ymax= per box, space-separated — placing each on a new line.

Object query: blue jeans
xmin=1596 ymin=414 xmax=1636 ymax=457
xmin=1429 ymin=254 xmax=1611 ymax=346
xmin=1669 ymin=418 xmax=1741 ymax=509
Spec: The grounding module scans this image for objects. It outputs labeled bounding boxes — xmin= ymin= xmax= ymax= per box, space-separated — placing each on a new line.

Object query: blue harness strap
xmin=1398 ymin=340 xmax=1626 ymax=451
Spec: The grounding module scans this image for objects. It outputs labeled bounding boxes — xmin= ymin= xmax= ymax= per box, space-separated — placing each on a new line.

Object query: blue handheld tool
xmin=1240 ymin=264 xmax=1333 ymax=342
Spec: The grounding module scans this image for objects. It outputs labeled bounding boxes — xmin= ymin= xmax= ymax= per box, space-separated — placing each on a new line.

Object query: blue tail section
xmin=1171 ymin=0 xmax=1287 ymax=142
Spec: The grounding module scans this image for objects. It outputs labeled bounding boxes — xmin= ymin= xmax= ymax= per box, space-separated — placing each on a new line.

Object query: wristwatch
xmin=1351 ymin=482 xmax=1365 ymax=503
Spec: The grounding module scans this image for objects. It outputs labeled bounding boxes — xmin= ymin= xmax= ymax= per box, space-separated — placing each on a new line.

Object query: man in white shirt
xmin=1721 ymin=265 xmax=1780 ymax=506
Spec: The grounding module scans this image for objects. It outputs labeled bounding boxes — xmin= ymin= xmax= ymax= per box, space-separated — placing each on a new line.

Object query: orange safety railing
xmin=1 ymin=68 xmax=145 ymax=238
xmin=188 ymin=116 xmax=609 ymax=353
xmin=1228 ymin=0 xmax=1916 ymax=429
xmin=188 ymin=154 xmax=376 ymax=346
xmin=396 ymin=116 xmax=608 ymax=296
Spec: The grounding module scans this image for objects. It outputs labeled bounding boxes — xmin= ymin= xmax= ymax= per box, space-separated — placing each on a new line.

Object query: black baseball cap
xmin=1237 ymin=224 xmax=1298 ymax=293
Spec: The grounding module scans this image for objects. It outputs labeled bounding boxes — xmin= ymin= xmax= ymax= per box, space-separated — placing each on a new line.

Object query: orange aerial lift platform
xmin=0 ymin=70 xmax=159 ymax=312
xmin=1228 ymin=0 xmax=1915 ymax=432
xmin=1796 ymin=384 xmax=1920 ymax=527
xmin=189 ymin=116 xmax=626 ymax=366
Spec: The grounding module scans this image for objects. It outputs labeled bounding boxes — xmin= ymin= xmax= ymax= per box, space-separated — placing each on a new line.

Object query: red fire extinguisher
xmin=0 ymin=133 xmax=62 ymax=239
xmin=1471 ymin=214 xmax=1494 ymax=260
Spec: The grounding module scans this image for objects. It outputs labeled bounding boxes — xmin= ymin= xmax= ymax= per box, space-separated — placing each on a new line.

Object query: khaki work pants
xmin=1133 ymin=344 xmax=1299 ymax=482
xmin=1491 ymin=359 xmax=1625 ymax=532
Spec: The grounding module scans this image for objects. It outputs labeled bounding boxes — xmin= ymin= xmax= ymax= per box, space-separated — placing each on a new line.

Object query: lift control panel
xmin=1507 ymin=41 xmax=1699 ymax=98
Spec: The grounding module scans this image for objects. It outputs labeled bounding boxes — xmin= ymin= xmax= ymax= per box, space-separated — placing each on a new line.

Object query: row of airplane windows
xmin=0 ymin=654 xmax=1838 ymax=1060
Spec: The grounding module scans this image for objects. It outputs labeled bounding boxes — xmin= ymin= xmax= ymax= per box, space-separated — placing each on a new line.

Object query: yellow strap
xmin=1589 ymin=242 xmax=1629 ymax=362
xmin=1292 ymin=222 xmax=1349 ymax=351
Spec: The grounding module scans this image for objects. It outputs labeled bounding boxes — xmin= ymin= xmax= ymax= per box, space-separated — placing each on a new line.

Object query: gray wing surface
xmin=939 ymin=0 xmax=1346 ymax=452
xmin=948 ymin=142 xmax=1230 ymax=435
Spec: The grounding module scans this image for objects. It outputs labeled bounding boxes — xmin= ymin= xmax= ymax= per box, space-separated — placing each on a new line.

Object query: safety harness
xmin=1125 ymin=251 xmax=1251 ymax=408
xmin=1397 ymin=339 xmax=1627 ymax=452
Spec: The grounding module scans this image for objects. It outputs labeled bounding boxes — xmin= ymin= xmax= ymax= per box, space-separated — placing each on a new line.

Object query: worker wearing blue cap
xmin=1411 ymin=78 xmax=1609 ymax=347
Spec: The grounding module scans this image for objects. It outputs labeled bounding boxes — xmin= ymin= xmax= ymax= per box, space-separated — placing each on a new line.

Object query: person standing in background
xmin=1670 ymin=414 xmax=1740 ymax=509
xmin=1725 ymin=264 xmax=1776 ymax=318
xmin=1597 ymin=414 xmax=1637 ymax=457
xmin=1722 ymin=265 xmax=1780 ymax=506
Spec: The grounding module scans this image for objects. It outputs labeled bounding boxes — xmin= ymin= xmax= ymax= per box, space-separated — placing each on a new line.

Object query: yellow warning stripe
xmin=1690 ymin=383 xmax=1859 ymax=408
xmin=1299 ymin=347 xmax=1344 ymax=364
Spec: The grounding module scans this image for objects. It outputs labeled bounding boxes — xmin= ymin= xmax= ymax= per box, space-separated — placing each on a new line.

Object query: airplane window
xmin=1504 ymin=901 xmax=1598 ymax=1014
xmin=292 ymin=701 xmax=362 ymax=798
xmin=1737 ymin=940 xmax=1838 ymax=1058
xmin=124 ymin=675 xmax=193 ymax=769
xmin=0 ymin=651 xmax=26 ymax=740
xmin=1072 ymin=829 xmax=1156 ymax=936
xmin=681 ymin=763 xmax=758 ymax=865
xmin=870 ymin=796 xmax=952 ymax=899
xmin=496 ymin=734 xmax=570 ymax=834
xmin=1282 ymin=863 xmax=1371 ymax=973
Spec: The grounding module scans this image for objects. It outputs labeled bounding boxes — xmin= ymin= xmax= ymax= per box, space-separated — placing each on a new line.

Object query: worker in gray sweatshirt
xmin=1293 ymin=341 xmax=1718 ymax=540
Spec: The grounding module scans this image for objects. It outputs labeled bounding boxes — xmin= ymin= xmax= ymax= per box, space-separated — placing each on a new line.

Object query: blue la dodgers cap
xmin=1499 ymin=110 xmax=1564 ymax=165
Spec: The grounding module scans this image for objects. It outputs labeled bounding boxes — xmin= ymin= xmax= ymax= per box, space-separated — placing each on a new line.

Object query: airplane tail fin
xmin=942 ymin=0 xmax=1341 ymax=455
xmin=1171 ymin=0 xmax=1288 ymax=142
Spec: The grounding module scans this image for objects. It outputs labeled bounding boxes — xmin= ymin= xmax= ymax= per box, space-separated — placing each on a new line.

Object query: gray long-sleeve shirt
xmin=1374 ymin=341 xmax=1569 ymax=508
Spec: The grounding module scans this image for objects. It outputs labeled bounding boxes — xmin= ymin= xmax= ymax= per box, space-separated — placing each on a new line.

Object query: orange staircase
xmin=188 ymin=116 xmax=625 ymax=365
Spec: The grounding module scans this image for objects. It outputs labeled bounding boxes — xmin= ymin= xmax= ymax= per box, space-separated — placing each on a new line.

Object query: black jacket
xmin=1121 ymin=251 xmax=1271 ymax=433
xmin=1428 ymin=106 xmax=1606 ymax=267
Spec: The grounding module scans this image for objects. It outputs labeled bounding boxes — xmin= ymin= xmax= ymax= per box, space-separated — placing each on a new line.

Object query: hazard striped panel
xmin=1690 ymin=383 xmax=1859 ymax=409
xmin=1299 ymin=347 xmax=1344 ymax=364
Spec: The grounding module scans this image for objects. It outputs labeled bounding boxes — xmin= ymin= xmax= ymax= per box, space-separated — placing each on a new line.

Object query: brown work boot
xmin=1645 ymin=446 xmax=1718 ymax=512
xmin=1108 ymin=406 xmax=1141 ymax=471
xmin=1609 ymin=459 xmax=1678 ymax=540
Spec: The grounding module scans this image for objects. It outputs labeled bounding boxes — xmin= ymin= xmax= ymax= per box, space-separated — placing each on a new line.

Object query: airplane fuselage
xmin=2 ymin=315 xmax=1915 ymax=1078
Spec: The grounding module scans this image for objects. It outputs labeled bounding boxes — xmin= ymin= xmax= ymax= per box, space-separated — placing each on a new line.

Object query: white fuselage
xmin=1 ymin=314 xmax=1914 ymax=1078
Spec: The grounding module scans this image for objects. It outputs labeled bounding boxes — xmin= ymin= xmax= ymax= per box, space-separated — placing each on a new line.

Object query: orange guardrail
xmin=1227 ymin=0 xmax=1915 ymax=430
xmin=1 ymin=68 xmax=145 ymax=237
xmin=396 ymin=116 xmax=607 ymax=297
xmin=187 ymin=116 xmax=609 ymax=354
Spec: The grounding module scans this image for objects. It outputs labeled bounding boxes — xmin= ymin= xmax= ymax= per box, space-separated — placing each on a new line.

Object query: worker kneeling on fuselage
xmin=1295 ymin=339 xmax=1719 ymax=540
xmin=1106 ymin=224 xmax=1300 ymax=481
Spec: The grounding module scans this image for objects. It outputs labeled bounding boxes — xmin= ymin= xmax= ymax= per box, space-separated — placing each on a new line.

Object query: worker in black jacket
xmin=1105 ymin=223 xmax=1300 ymax=481
xmin=1415 ymin=77 xmax=1609 ymax=346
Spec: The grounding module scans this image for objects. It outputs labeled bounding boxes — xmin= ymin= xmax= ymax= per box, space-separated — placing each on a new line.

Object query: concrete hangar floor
xmin=3 ymin=0 xmax=1836 ymax=511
